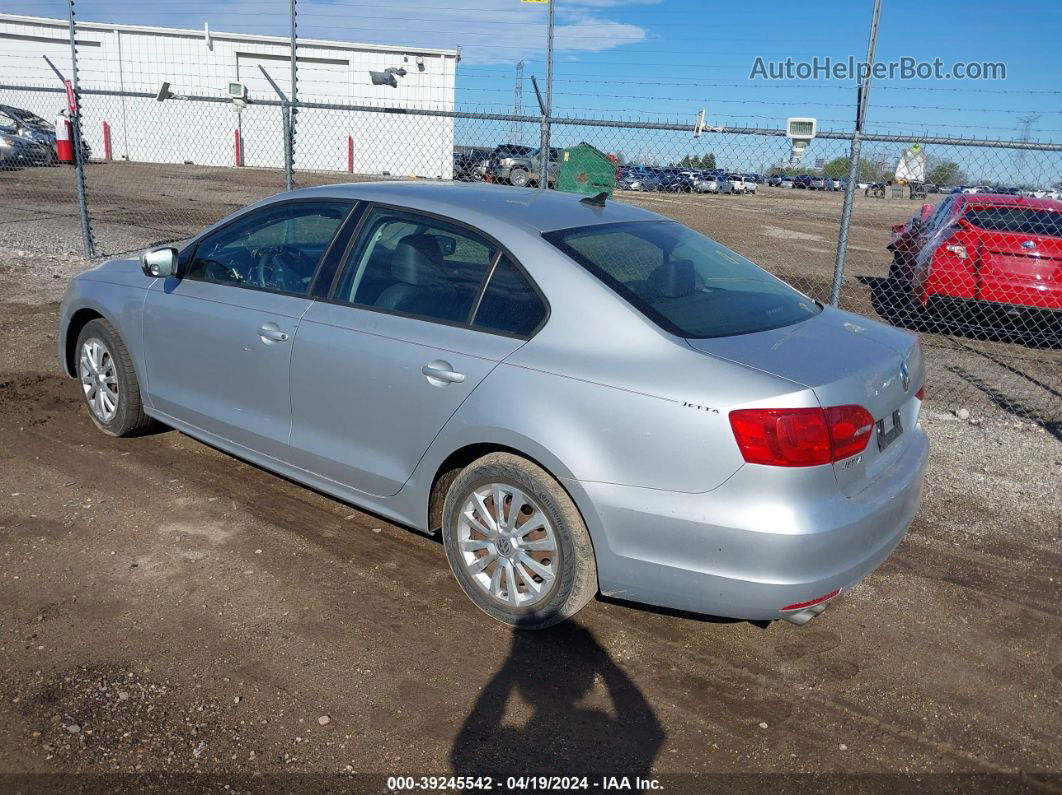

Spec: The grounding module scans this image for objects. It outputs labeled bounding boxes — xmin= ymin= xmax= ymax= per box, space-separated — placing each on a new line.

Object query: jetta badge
xmin=900 ymin=360 xmax=911 ymax=392
xmin=1021 ymin=240 xmax=1036 ymax=249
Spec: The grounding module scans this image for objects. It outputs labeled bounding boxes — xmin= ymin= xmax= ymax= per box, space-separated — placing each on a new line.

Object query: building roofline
xmin=0 ymin=13 xmax=460 ymax=58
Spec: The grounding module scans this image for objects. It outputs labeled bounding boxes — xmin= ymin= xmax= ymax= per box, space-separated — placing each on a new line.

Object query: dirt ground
xmin=0 ymin=163 xmax=1060 ymax=789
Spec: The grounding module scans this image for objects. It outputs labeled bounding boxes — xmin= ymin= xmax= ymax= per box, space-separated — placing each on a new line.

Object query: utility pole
xmin=829 ymin=0 xmax=882 ymax=307
xmin=1015 ymin=114 xmax=1040 ymax=186
xmin=513 ymin=60 xmax=525 ymax=145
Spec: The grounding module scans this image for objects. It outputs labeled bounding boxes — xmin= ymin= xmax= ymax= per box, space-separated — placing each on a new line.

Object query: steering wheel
xmin=254 ymin=246 xmax=315 ymax=292
xmin=200 ymin=259 xmax=244 ymax=284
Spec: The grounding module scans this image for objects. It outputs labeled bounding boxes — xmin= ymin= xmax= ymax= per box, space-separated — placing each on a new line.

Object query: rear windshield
xmin=964 ymin=207 xmax=1062 ymax=236
xmin=543 ymin=220 xmax=820 ymax=338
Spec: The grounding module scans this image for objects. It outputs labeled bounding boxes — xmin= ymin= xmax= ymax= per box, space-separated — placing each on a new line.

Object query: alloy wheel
xmin=456 ymin=483 xmax=560 ymax=609
xmin=78 ymin=337 xmax=119 ymax=423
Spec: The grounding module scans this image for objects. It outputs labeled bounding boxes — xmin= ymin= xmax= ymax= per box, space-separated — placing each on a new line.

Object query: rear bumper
xmin=923 ymin=267 xmax=1062 ymax=312
xmin=569 ymin=424 xmax=928 ymax=621
xmin=927 ymin=295 xmax=1062 ymax=330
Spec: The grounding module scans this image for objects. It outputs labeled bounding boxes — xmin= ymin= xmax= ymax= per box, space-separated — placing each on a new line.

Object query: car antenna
xmin=580 ymin=192 xmax=608 ymax=207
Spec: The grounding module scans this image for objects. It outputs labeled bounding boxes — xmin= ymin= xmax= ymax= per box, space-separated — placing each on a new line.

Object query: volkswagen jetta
xmin=59 ymin=182 xmax=928 ymax=628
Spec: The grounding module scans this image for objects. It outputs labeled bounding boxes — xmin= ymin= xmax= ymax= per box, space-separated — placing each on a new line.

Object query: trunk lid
xmin=686 ymin=307 xmax=923 ymax=496
xmin=977 ymin=231 xmax=1062 ymax=285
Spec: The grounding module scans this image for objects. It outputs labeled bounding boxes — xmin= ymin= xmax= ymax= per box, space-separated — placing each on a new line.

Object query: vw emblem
xmin=495 ymin=537 xmax=512 ymax=556
xmin=1021 ymin=240 xmax=1036 ymax=249
xmin=900 ymin=361 xmax=911 ymax=392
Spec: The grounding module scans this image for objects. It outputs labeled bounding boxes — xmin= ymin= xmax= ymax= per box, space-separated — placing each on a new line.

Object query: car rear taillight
xmin=825 ymin=404 xmax=875 ymax=460
xmin=729 ymin=405 xmax=874 ymax=467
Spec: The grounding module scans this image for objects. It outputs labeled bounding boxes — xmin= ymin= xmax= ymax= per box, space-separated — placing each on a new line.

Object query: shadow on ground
xmin=450 ymin=621 xmax=664 ymax=778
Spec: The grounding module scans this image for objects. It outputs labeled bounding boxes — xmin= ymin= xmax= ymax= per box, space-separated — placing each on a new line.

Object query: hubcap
xmin=457 ymin=483 xmax=559 ymax=609
xmin=78 ymin=338 xmax=119 ymax=423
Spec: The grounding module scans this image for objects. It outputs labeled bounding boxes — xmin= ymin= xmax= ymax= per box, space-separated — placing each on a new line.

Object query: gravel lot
xmin=0 ymin=163 xmax=1059 ymax=786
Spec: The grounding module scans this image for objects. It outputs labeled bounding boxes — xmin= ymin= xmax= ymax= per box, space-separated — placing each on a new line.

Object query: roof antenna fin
xmin=580 ymin=191 xmax=608 ymax=207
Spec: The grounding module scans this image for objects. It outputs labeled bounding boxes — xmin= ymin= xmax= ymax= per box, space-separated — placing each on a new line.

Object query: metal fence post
xmin=288 ymin=0 xmax=297 ymax=191
xmin=66 ymin=0 xmax=96 ymax=258
xmin=830 ymin=0 xmax=882 ymax=306
xmin=539 ymin=0 xmax=555 ymax=190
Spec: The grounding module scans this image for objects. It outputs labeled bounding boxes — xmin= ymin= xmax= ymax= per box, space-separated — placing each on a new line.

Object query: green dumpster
xmin=557 ymin=142 xmax=617 ymax=197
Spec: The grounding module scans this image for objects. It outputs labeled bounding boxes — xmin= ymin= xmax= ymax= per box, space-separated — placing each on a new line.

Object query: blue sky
xmin=5 ymin=0 xmax=1060 ymax=174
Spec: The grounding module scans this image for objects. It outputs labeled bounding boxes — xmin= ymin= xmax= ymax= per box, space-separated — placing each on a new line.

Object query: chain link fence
xmin=0 ymin=8 xmax=1059 ymax=434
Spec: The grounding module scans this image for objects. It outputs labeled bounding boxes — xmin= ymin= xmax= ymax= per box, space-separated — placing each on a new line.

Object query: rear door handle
xmin=422 ymin=361 xmax=465 ymax=385
xmin=258 ymin=324 xmax=290 ymax=343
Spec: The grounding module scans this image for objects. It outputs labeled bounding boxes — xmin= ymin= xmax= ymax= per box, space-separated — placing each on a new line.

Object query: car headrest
xmin=648 ymin=259 xmax=697 ymax=299
xmin=392 ymin=234 xmax=445 ymax=285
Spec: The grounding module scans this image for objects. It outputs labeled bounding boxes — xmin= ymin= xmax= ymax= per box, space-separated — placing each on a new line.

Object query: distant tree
xmin=926 ymin=159 xmax=964 ymax=186
xmin=699 ymin=152 xmax=717 ymax=169
xmin=822 ymin=157 xmax=850 ymax=178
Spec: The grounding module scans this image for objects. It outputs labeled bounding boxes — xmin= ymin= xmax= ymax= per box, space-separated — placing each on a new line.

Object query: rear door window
xmin=472 ymin=256 xmax=547 ymax=337
xmin=335 ymin=208 xmax=497 ymax=325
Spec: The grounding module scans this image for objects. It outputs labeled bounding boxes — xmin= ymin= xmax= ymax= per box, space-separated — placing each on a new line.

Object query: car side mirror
xmin=141 ymin=246 xmax=178 ymax=279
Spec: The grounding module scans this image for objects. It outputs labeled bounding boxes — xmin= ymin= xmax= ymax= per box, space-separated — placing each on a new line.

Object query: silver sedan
xmin=58 ymin=182 xmax=928 ymax=629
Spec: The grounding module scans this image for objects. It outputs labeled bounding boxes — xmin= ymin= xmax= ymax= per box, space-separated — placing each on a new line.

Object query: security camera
xmin=369 ymin=70 xmax=398 ymax=88
xmin=786 ymin=117 xmax=816 ymax=164
xmin=228 ymin=81 xmax=248 ymax=110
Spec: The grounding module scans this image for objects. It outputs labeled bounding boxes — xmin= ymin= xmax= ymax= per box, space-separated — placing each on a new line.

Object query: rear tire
xmin=442 ymin=453 xmax=597 ymax=629
xmin=75 ymin=318 xmax=155 ymax=437
xmin=509 ymin=168 xmax=529 ymax=188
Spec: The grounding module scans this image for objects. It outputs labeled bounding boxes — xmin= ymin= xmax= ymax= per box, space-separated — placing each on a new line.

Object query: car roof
xmin=958 ymin=193 xmax=1062 ymax=210
xmin=282 ymin=181 xmax=664 ymax=233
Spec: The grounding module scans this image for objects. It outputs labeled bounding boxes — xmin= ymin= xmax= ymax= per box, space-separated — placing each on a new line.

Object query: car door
xmin=142 ymin=199 xmax=353 ymax=458
xmin=287 ymin=206 xmax=547 ymax=497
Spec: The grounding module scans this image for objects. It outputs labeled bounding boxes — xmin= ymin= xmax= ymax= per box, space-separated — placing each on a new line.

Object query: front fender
xmin=57 ymin=277 xmax=151 ymax=392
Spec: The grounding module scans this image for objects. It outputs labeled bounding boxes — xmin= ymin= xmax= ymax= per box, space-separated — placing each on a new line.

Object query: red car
xmin=887 ymin=194 xmax=1062 ymax=334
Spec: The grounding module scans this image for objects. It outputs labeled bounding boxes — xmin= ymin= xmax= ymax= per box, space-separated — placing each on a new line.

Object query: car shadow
xmin=450 ymin=621 xmax=665 ymax=779
xmin=859 ymin=275 xmax=1061 ymax=350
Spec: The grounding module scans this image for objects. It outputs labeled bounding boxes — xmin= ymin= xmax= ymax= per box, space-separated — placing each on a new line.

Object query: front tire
xmin=442 ymin=453 xmax=597 ymax=629
xmin=75 ymin=318 xmax=154 ymax=437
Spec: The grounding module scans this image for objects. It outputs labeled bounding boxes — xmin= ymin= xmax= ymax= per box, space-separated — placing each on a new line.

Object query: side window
xmin=473 ymin=256 xmax=546 ymax=336
xmin=187 ymin=201 xmax=349 ymax=295
xmin=336 ymin=208 xmax=497 ymax=325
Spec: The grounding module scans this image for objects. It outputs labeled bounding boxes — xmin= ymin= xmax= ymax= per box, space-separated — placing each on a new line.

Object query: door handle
xmin=258 ymin=324 xmax=290 ymax=343
xmin=422 ymin=361 xmax=465 ymax=385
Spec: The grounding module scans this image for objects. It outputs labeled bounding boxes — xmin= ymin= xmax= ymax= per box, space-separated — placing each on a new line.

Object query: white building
xmin=0 ymin=13 xmax=458 ymax=177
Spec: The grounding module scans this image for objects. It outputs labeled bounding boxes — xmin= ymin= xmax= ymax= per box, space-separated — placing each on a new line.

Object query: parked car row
xmin=764 ymin=174 xmax=845 ymax=190
xmin=618 ymin=167 xmax=763 ymax=194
